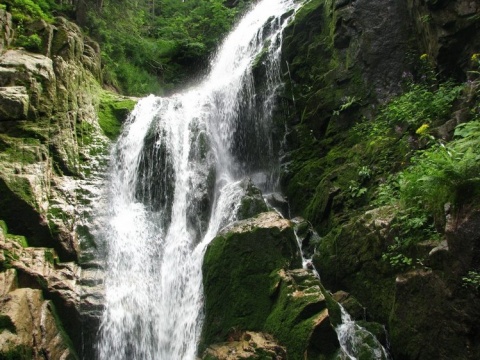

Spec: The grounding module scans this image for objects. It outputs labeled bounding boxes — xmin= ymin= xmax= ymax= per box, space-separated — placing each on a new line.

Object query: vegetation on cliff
xmin=2 ymin=0 xmax=248 ymax=95
xmin=278 ymin=0 xmax=480 ymax=358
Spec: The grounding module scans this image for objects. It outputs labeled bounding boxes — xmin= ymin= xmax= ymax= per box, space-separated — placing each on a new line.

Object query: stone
xmin=0 ymin=10 xmax=13 ymax=54
xmin=445 ymin=208 xmax=480 ymax=275
xmin=390 ymin=269 xmax=480 ymax=359
xmin=0 ymin=288 xmax=76 ymax=359
xmin=201 ymin=212 xmax=301 ymax=349
xmin=235 ymin=178 xmax=269 ymax=220
xmin=201 ymin=331 xmax=287 ymax=359
xmin=0 ymin=49 xmax=57 ymax=117
xmin=0 ymin=86 xmax=29 ymax=120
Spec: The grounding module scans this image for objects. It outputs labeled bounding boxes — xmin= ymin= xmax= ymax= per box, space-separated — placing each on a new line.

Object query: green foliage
xmin=86 ymin=0 xmax=243 ymax=95
xmin=462 ymin=270 xmax=480 ymax=292
xmin=400 ymin=121 xmax=480 ymax=225
xmin=381 ymin=82 xmax=463 ymax=130
xmin=15 ymin=33 xmax=42 ymax=52
xmin=4 ymin=0 xmax=55 ymax=22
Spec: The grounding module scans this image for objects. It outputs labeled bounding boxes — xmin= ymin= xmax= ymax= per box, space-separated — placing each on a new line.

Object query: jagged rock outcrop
xmin=0 ymin=12 xmax=106 ymax=261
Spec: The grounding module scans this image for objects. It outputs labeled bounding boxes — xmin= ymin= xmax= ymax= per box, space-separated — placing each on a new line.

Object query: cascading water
xmin=97 ymin=0 xmax=301 ymax=358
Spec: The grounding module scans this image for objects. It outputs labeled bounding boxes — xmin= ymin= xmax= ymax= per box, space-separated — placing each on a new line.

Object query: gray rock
xmin=0 ymin=86 xmax=29 ymax=120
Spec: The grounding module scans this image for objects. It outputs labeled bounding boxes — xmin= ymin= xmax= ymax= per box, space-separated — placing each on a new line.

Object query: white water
xmin=336 ymin=306 xmax=390 ymax=360
xmin=97 ymin=0 xmax=300 ymax=358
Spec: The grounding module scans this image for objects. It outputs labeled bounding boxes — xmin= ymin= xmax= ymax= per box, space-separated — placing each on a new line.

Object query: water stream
xmin=97 ymin=0 xmax=300 ymax=358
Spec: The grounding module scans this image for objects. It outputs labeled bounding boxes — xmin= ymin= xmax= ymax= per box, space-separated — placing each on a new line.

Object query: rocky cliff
xmin=277 ymin=0 xmax=480 ymax=359
xmin=0 ymin=9 xmax=134 ymax=358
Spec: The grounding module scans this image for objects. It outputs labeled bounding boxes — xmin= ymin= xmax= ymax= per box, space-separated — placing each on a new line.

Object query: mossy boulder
xmin=201 ymin=212 xmax=345 ymax=359
xmin=201 ymin=212 xmax=301 ymax=349
xmin=264 ymin=269 xmax=340 ymax=359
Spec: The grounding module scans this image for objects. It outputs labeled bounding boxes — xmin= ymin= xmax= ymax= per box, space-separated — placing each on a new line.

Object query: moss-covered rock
xmin=201 ymin=212 xmax=349 ymax=359
xmin=201 ymin=212 xmax=301 ymax=349
xmin=265 ymin=269 xmax=340 ymax=360
xmin=98 ymin=92 xmax=137 ymax=140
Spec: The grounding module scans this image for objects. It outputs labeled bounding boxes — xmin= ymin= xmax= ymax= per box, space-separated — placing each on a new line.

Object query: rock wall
xmin=278 ymin=0 xmax=480 ymax=359
xmin=0 ymin=11 xmax=131 ymax=358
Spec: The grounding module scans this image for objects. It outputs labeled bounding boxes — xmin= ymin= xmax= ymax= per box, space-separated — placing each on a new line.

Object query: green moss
xmin=98 ymin=92 xmax=137 ymax=140
xmin=265 ymin=284 xmax=321 ymax=359
xmin=5 ymin=234 xmax=28 ymax=248
xmin=201 ymin=224 xmax=300 ymax=350
xmin=44 ymin=249 xmax=57 ymax=265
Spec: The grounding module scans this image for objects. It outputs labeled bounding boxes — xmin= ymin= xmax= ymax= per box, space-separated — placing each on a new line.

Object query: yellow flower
xmin=472 ymin=53 xmax=479 ymax=62
xmin=415 ymin=123 xmax=429 ymax=135
xmin=420 ymin=53 xmax=428 ymax=61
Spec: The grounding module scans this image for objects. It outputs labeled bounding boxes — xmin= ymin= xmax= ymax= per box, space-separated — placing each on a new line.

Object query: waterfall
xmin=97 ymin=0 xmax=300 ymax=358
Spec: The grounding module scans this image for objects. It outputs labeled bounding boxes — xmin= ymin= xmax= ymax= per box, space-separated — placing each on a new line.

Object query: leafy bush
xmin=15 ymin=33 xmax=42 ymax=52
xmin=4 ymin=0 xmax=55 ymax=22
xmin=381 ymin=82 xmax=463 ymax=130
xmin=400 ymin=119 xmax=480 ymax=225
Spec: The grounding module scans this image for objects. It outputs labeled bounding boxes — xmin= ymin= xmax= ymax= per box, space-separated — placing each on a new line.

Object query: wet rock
xmin=201 ymin=212 xmax=301 ymax=350
xmin=236 ymin=178 xmax=269 ymax=220
xmin=201 ymin=331 xmax=287 ymax=360
xmin=264 ymin=192 xmax=289 ymax=218
xmin=292 ymin=217 xmax=321 ymax=259
xmin=332 ymin=290 xmax=365 ymax=321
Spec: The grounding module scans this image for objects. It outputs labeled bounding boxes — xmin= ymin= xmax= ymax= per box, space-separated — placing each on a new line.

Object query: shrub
xmin=400 ymin=120 xmax=480 ymax=225
xmin=381 ymin=82 xmax=464 ymax=130
xmin=16 ymin=33 xmax=42 ymax=52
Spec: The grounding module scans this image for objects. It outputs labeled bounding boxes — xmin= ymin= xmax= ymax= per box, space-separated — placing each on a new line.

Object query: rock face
xmin=0 ymin=222 xmax=81 ymax=358
xmin=0 ymin=14 xmax=105 ymax=261
xmin=201 ymin=212 xmax=342 ymax=359
xmin=277 ymin=0 xmax=480 ymax=359
xmin=0 ymin=10 xmax=125 ymax=358
xmin=202 ymin=331 xmax=287 ymax=360
xmin=407 ymin=0 xmax=480 ymax=78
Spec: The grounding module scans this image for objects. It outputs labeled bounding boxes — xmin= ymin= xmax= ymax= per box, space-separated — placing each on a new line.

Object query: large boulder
xmin=201 ymin=212 xmax=344 ymax=359
xmin=201 ymin=212 xmax=301 ymax=348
